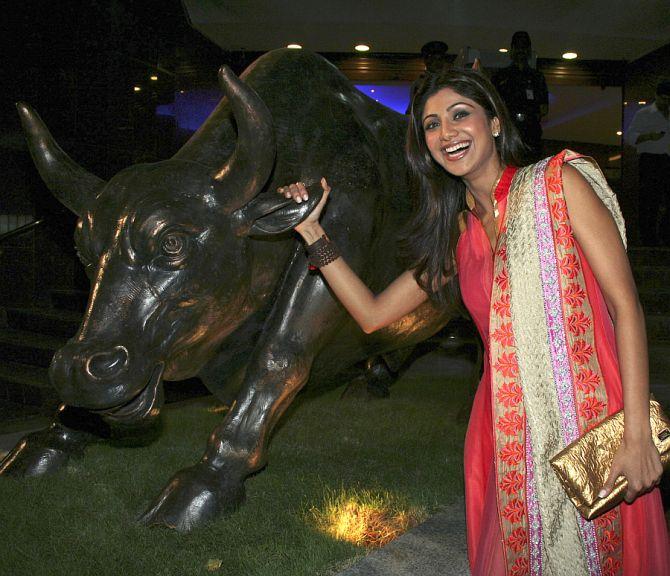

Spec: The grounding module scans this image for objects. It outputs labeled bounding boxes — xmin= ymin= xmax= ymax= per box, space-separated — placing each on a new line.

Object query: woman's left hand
xmin=599 ymin=434 xmax=663 ymax=503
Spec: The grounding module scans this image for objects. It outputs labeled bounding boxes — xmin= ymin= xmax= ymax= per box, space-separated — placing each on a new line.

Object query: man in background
xmin=406 ymin=41 xmax=449 ymax=114
xmin=626 ymin=80 xmax=670 ymax=245
xmin=493 ymin=31 xmax=548 ymax=161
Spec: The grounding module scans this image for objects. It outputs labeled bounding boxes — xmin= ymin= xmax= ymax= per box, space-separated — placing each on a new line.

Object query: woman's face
xmin=421 ymin=87 xmax=500 ymax=180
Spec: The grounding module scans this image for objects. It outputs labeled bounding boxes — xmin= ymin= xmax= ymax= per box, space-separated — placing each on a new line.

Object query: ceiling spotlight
xmin=150 ymin=75 xmax=158 ymax=81
xmin=133 ymin=86 xmax=141 ymax=92
xmin=499 ymin=48 xmax=508 ymax=53
xmin=355 ymin=44 xmax=370 ymax=52
xmin=370 ymin=89 xmax=375 ymax=93
xmin=638 ymin=100 xmax=647 ymax=105
xmin=562 ymin=52 xmax=578 ymax=60
xmin=287 ymin=43 xmax=302 ymax=49
xmin=616 ymin=130 xmax=622 ymax=136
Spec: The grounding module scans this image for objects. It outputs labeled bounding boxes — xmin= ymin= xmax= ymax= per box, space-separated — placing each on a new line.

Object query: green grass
xmin=0 ymin=353 xmax=470 ymax=576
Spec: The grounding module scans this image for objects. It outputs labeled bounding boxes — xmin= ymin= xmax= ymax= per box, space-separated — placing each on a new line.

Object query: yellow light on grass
xmin=150 ymin=75 xmax=158 ymax=81
xmin=133 ymin=86 xmax=141 ymax=92
xmin=287 ymin=43 xmax=302 ymax=49
xmin=355 ymin=44 xmax=370 ymax=52
xmin=310 ymin=488 xmax=424 ymax=548
xmin=562 ymin=52 xmax=578 ymax=60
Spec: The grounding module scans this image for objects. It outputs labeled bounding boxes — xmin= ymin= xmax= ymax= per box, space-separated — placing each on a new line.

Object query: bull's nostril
xmin=86 ymin=346 xmax=129 ymax=380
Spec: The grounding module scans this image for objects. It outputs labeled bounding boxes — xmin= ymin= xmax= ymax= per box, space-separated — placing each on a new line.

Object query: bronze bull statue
xmin=0 ymin=49 xmax=453 ymax=530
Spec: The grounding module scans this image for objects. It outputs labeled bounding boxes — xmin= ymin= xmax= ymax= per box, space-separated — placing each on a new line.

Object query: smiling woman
xmin=281 ymin=67 xmax=670 ymax=575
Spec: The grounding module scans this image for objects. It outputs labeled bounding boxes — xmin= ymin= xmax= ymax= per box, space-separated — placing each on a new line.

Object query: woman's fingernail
xmin=598 ymin=489 xmax=607 ymax=498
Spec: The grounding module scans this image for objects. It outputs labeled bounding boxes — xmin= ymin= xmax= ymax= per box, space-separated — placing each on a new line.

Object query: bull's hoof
xmin=139 ymin=463 xmax=245 ymax=532
xmin=0 ymin=423 xmax=91 ymax=478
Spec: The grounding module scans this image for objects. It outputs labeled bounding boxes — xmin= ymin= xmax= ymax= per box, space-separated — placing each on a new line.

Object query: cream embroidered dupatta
xmin=489 ymin=150 xmax=626 ymax=576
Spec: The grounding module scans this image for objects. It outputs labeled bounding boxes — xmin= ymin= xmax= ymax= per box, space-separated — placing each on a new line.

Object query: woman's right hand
xmin=277 ymin=177 xmax=331 ymax=238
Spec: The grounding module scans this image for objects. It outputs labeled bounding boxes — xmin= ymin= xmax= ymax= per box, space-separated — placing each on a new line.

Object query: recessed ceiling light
xmin=616 ymin=130 xmax=622 ymax=136
xmin=150 ymin=75 xmax=158 ymax=81
xmin=562 ymin=52 xmax=578 ymax=60
xmin=355 ymin=44 xmax=370 ymax=52
xmin=133 ymin=86 xmax=141 ymax=92
xmin=370 ymin=89 xmax=375 ymax=93
xmin=287 ymin=43 xmax=302 ymax=49
xmin=638 ymin=100 xmax=647 ymax=105
xmin=499 ymin=48 xmax=508 ymax=53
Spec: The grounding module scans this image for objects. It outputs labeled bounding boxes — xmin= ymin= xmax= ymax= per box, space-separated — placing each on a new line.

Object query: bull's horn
xmin=211 ymin=66 xmax=276 ymax=213
xmin=17 ymin=102 xmax=105 ymax=217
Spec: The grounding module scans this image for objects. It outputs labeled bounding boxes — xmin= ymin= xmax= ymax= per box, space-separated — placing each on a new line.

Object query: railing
xmin=0 ymin=218 xmax=45 ymax=245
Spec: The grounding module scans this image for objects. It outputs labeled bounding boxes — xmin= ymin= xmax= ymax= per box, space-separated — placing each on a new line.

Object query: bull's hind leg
xmin=139 ymin=251 xmax=346 ymax=531
xmin=340 ymin=347 xmax=417 ymax=399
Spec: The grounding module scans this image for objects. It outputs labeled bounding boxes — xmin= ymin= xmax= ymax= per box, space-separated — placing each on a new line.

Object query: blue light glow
xmin=157 ymin=82 xmax=412 ymax=132
xmin=355 ymin=84 xmax=411 ymax=114
xmin=156 ymin=90 xmax=220 ymax=132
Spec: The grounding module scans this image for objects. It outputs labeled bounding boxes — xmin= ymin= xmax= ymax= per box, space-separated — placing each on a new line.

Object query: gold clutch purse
xmin=550 ymin=399 xmax=670 ymax=520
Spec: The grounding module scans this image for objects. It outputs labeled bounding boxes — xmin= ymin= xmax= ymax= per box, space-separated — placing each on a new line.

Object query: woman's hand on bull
xmin=277 ymin=177 xmax=331 ymax=243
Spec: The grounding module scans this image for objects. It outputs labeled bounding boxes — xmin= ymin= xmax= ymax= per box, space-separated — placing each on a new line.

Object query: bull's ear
xmin=231 ymin=182 xmax=324 ymax=237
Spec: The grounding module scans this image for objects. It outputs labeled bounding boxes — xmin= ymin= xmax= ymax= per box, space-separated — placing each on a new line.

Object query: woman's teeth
xmin=443 ymin=142 xmax=470 ymax=156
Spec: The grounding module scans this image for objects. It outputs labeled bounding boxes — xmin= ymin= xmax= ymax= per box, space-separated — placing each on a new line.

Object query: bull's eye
xmin=153 ymin=227 xmax=198 ymax=270
xmin=160 ymin=232 xmax=187 ymax=257
xmin=160 ymin=232 xmax=188 ymax=259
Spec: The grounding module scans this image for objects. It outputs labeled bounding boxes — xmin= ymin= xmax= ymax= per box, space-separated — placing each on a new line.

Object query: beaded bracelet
xmin=306 ymin=235 xmax=341 ymax=268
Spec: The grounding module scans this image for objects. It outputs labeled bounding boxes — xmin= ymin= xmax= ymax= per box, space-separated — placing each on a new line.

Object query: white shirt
xmin=625 ymin=102 xmax=670 ymax=156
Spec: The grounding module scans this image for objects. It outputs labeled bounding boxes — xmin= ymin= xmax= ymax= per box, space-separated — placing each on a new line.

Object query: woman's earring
xmin=493 ymin=131 xmax=500 ymax=138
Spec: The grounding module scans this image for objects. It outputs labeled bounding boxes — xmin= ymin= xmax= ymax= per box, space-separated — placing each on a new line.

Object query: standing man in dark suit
xmin=493 ymin=31 xmax=548 ymax=161
xmin=406 ymin=41 xmax=449 ymax=114
xmin=626 ymin=80 xmax=670 ymax=245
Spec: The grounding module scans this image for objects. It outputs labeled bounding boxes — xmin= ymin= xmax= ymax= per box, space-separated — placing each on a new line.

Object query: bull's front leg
xmin=140 ymin=256 xmax=344 ymax=531
xmin=0 ymin=406 xmax=107 ymax=477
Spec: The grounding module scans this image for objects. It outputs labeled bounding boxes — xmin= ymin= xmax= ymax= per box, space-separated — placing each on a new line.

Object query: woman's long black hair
xmin=401 ymin=68 xmax=529 ymax=307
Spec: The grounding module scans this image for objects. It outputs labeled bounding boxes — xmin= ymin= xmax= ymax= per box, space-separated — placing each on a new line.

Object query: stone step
xmin=628 ymin=247 xmax=670 ymax=267
xmin=0 ymin=359 xmax=59 ymax=408
xmin=647 ymin=315 xmax=670 ymax=342
xmin=0 ymin=328 xmax=65 ymax=367
xmin=5 ymin=307 xmax=81 ymax=338
xmin=633 ymin=266 xmax=670 ymax=293
xmin=649 ymin=343 xmax=670 ymax=376
xmin=49 ymin=289 xmax=88 ymax=313
xmin=639 ymin=291 xmax=670 ymax=316
xmin=649 ymin=342 xmax=670 ymax=419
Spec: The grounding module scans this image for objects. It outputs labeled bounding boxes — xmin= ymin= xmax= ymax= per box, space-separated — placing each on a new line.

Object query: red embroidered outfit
xmin=456 ymin=153 xmax=670 ymax=575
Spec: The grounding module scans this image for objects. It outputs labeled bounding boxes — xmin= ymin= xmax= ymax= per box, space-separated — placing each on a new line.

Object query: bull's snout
xmin=86 ymin=345 xmax=128 ymax=380
xmin=50 ymin=341 xmax=139 ymax=409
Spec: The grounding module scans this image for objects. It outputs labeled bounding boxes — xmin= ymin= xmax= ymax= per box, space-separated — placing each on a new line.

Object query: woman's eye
xmin=160 ymin=232 xmax=187 ymax=257
xmin=453 ymin=110 xmax=470 ymax=120
xmin=424 ymin=121 xmax=439 ymax=131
